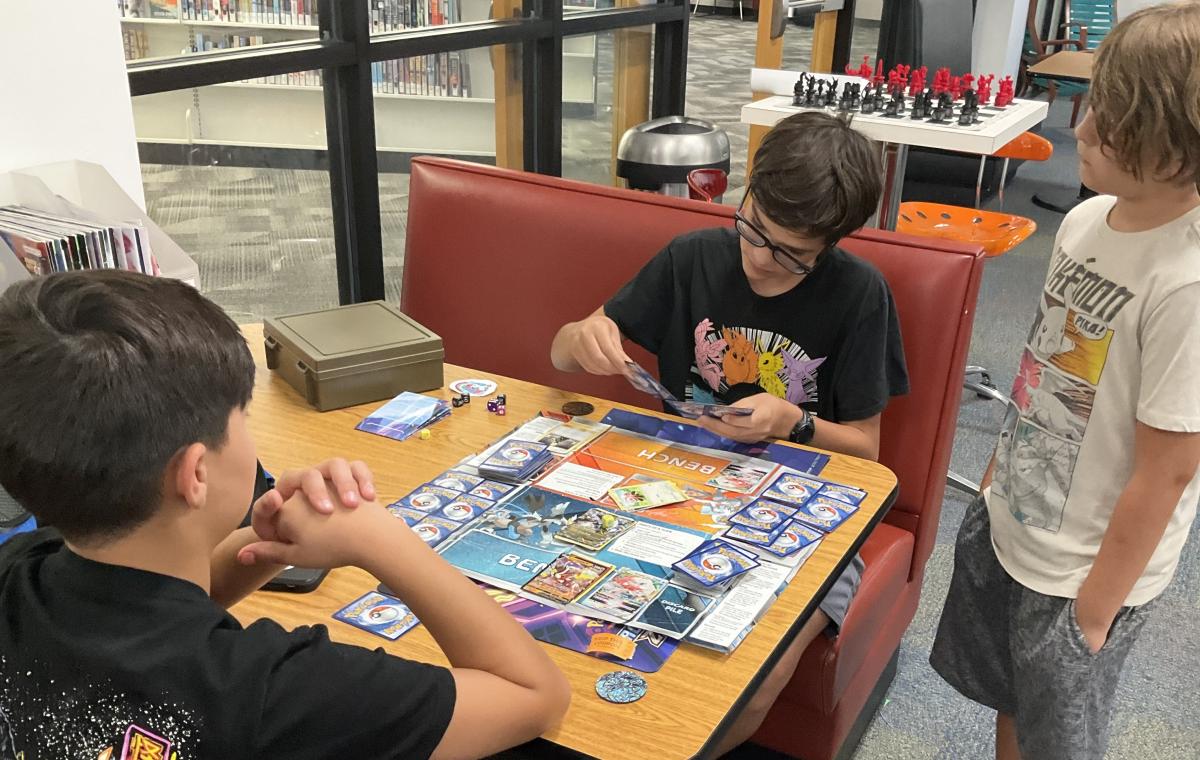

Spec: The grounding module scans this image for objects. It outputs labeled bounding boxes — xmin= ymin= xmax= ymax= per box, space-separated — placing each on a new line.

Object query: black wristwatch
xmin=787 ymin=408 xmax=816 ymax=445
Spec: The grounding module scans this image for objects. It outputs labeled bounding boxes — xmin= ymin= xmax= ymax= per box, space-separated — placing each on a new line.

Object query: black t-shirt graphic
xmin=0 ymin=530 xmax=455 ymax=759
xmin=606 ymin=227 xmax=909 ymax=423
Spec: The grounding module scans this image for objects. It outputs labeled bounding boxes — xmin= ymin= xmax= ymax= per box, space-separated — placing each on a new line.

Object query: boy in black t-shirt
xmin=0 ymin=272 xmax=569 ymax=759
xmin=551 ymin=112 xmax=908 ymax=755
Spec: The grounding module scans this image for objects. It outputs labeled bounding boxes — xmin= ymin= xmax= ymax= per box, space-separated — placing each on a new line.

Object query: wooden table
xmin=1027 ymin=50 xmax=1093 ymax=83
xmin=233 ymin=324 xmax=898 ymax=760
xmin=1027 ymin=50 xmax=1096 ymax=215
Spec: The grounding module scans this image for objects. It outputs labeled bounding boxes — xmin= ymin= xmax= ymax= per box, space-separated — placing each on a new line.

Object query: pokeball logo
xmin=775 ymin=531 xmax=799 ymax=548
xmin=415 ymin=524 xmax=441 ymax=542
xmin=701 ymin=554 xmax=732 ymax=575
xmin=504 ymin=447 xmax=531 ymax=462
xmin=749 ymin=507 xmax=779 ymax=523
xmin=443 ymin=503 xmax=472 ymax=520
xmin=811 ymin=504 xmax=838 ymax=520
xmin=781 ymin=482 xmax=805 ymax=495
xmin=411 ymin=494 xmax=441 ymax=509
xmin=362 ymin=604 xmax=401 ymax=625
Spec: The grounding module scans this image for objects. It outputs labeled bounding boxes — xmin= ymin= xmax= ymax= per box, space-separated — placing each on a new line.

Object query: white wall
xmin=856 ymin=0 xmax=883 ymax=22
xmin=973 ymin=0 xmax=1026 ymax=81
xmin=1120 ymin=0 xmax=1171 ymax=14
xmin=0 ymin=2 xmax=145 ymax=208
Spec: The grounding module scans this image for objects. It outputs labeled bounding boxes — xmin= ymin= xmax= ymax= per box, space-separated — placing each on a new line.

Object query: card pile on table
xmin=478 ymin=439 xmax=554 ymax=481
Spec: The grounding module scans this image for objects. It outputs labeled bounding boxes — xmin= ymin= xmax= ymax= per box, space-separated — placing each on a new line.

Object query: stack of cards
xmin=478 ymin=439 xmax=554 ymax=482
xmin=332 ymin=591 xmax=419 ymax=641
xmin=608 ymin=480 xmax=688 ymax=510
xmin=792 ymin=494 xmax=857 ymax=533
xmin=672 ymin=539 xmax=759 ymax=593
xmin=757 ymin=473 xmax=867 ymax=536
xmin=387 ymin=481 xmax=498 ymax=547
xmin=356 ymin=392 xmax=451 ymax=442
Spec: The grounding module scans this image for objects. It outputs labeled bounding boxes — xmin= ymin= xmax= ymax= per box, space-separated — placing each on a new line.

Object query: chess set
xmin=786 ymin=57 xmax=1019 ymax=132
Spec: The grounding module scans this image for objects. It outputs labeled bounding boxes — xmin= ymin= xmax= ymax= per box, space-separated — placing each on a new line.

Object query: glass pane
xmin=119 ymin=2 xmax=319 ymax=63
xmin=133 ymin=85 xmax=337 ymax=322
xmin=374 ymin=43 xmax=520 ymax=301
xmin=563 ymin=26 xmax=653 ymax=187
xmin=367 ymin=0 xmax=481 ymax=33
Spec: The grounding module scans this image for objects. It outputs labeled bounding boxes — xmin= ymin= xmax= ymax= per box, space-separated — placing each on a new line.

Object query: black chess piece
xmin=793 ymin=77 xmax=805 ymax=107
xmin=861 ymin=85 xmax=877 ymax=114
xmin=909 ymin=90 xmax=926 ymax=119
xmin=805 ymin=78 xmax=817 ymax=106
xmin=824 ymin=79 xmax=839 ymax=107
xmin=851 ymin=82 xmax=862 ymax=109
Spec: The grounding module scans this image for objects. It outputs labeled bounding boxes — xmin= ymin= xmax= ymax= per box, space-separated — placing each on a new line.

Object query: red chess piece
xmin=977 ymin=74 xmax=993 ymax=106
xmin=873 ymin=58 xmax=886 ymax=87
xmin=846 ymin=54 xmax=872 ymax=80
xmin=995 ymin=75 xmax=1015 ymax=107
xmin=949 ymin=75 xmax=964 ymax=100
xmin=933 ymin=67 xmax=951 ymax=95
xmin=962 ymin=73 xmax=975 ymax=93
xmin=908 ymin=65 xmax=928 ymax=97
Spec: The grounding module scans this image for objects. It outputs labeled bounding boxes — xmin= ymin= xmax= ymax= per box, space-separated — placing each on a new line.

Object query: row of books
xmin=119 ymin=0 xmax=319 ymax=26
xmin=371 ymin=0 xmax=465 ymax=32
xmin=123 ymin=28 xmax=151 ymax=61
xmin=0 ymin=207 xmax=159 ymax=278
xmin=372 ymin=53 xmax=472 ymax=98
xmin=118 ymin=0 xmax=470 ymax=29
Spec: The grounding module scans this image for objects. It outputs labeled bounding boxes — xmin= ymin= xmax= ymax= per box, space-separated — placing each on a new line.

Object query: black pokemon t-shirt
xmin=606 ymin=227 xmax=908 ymax=423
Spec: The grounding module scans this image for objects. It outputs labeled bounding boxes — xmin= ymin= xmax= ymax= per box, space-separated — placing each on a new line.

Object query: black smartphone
xmin=264 ymin=566 xmax=330 ymax=593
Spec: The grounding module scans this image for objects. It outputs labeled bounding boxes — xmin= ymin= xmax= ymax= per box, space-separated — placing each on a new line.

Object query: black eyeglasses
xmin=734 ymin=199 xmax=824 ymax=276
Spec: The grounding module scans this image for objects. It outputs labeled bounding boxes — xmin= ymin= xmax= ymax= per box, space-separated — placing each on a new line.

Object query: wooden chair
xmin=1020 ymin=0 xmax=1116 ymax=127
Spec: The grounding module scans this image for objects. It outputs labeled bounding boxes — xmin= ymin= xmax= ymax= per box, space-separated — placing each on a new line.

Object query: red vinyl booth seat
xmin=402 ymin=157 xmax=985 ymax=760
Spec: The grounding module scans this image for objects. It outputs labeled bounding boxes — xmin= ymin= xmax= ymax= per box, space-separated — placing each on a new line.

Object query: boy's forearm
xmin=810 ymin=417 xmax=879 ymax=461
xmin=1077 ymin=471 xmax=1180 ymax=628
xmin=210 ymin=527 xmax=284 ymax=607
xmin=550 ymin=321 xmax=583 ymax=373
xmin=360 ymin=518 xmax=565 ymax=694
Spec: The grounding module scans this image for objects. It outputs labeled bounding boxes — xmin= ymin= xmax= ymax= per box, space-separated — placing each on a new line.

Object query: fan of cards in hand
xmin=622 ymin=361 xmax=752 ymax=420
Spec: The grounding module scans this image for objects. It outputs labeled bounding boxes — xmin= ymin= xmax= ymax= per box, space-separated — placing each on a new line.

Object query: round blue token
xmin=595 ymin=671 xmax=647 ymax=704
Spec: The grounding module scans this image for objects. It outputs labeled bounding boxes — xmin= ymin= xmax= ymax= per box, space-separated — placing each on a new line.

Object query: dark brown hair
xmin=750 ymin=111 xmax=883 ymax=243
xmin=0 ymin=271 xmax=255 ymax=543
xmin=1091 ymin=2 xmax=1200 ymax=185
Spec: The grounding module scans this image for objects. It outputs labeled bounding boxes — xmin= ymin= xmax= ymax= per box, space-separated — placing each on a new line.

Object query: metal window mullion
xmin=320 ymin=0 xmax=385 ymax=304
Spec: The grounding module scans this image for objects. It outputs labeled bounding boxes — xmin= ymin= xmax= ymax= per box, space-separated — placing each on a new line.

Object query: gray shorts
xmin=819 ymin=553 xmax=863 ymax=636
xmin=930 ymin=496 xmax=1155 ymax=760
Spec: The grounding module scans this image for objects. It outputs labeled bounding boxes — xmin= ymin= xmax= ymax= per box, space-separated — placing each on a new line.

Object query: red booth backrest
xmin=403 ymin=157 xmax=985 ymax=579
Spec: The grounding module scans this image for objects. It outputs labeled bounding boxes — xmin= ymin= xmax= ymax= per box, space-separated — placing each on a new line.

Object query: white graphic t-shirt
xmin=987 ymin=196 xmax=1200 ymax=606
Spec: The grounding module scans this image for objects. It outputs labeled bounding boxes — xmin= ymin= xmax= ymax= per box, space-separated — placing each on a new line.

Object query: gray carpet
xmin=137 ymin=14 xmax=1199 ymax=758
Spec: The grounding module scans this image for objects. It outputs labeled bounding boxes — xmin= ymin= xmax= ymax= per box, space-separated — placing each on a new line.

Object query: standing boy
xmin=551 ymin=111 xmax=909 ymax=754
xmin=931 ymin=5 xmax=1200 ymax=758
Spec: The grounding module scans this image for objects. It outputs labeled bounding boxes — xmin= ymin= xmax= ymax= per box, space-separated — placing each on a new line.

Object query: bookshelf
xmin=122 ymin=0 xmax=600 ymax=163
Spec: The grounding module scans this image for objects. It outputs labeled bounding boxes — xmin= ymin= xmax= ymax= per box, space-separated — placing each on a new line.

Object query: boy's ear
xmin=168 ymin=443 xmax=210 ymax=511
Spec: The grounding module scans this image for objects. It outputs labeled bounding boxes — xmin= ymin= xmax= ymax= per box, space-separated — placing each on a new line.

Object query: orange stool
xmin=687 ymin=168 xmax=728 ymax=203
xmin=897 ymin=131 xmax=1053 ymax=496
xmin=896 ymin=132 xmax=1053 ymax=257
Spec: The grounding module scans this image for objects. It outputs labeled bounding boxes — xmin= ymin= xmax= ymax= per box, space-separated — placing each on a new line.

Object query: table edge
xmin=696 ymin=480 xmax=900 ymax=759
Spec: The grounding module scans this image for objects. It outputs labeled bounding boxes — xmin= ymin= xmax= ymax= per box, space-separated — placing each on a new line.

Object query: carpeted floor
xmin=138 ymin=13 xmax=1200 ymax=758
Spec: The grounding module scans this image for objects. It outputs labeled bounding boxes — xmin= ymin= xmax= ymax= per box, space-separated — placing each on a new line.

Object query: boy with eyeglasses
xmin=550 ymin=111 xmax=907 ymax=754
